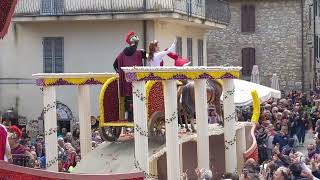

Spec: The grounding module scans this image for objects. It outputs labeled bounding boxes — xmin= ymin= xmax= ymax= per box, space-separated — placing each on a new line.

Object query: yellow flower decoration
xmin=134 ymin=71 xmax=239 ymax=81
xmin=251 ymin=90 xmax=261 ymax=124
xmin=44 ymin=78 xmax=59 ymax=86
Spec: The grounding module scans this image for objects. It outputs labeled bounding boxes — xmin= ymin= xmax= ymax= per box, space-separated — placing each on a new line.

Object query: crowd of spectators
xmin=1 ymin=116 xmax=103 ymax=173
xmin=222 ymin=91 xmax=320 ymax=180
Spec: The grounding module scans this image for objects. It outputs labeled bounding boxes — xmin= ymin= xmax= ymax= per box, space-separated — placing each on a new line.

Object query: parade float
xmin=0 ymin=1 xmax=281 ymax=179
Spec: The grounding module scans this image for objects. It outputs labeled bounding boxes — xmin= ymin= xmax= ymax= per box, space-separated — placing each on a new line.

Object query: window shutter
xmin=176 ymin=37 xmax=182 ymax=57
xmin=316 ymin=36 xmax=318 ymax=58
xmin=249 ymin=5 xmax=255 ymax=32
xmin=43 ymin=38 xmax=53 ymax=73
xmin=241 ymin=5 xmax=247 ymax=32
xmin=198 ymin=39 xmax=204 ymax=66
xmin=41 ymin=0 xmax=53 ymax=14
xmin=319 ymin=37 xmax=320 ymax=59
xmin=54 ymin=0 xmax=64 ymax=15
xmin=54 ymin=38 xmax=64 ymax=73
xmin=187 ymin=38 xmax=193 ymax=65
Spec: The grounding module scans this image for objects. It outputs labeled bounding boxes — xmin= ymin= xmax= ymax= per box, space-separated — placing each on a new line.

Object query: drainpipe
xmin=301 ymin=0 xmax=305 ymax=92
xmin=143 ymin=21 xmax=147 ymax=66
xmin=143 ymin=0 xmax=147 ymax=66
xmin=314 ymin=0 xmax=317 ymax=90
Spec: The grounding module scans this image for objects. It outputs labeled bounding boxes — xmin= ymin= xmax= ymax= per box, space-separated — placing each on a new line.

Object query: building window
xmin=198 ymin=39 xmax=204 ymax=66
xmin=41 ymin=0 xmax=64 ymax=15
xmin=176 ymin=37 xmax=182 ymax=57
xmin=187 ymin=38 xmax=193 ymax=65
xmin=241 ymin=4 xmax=255 ymax=33
xmin=316 ymin=0 xmax=318 ymax=17
xmin=316 ymin=36 xmax=319 ymax=59
xmin=309 ymin=6 xmax=312 ymax=29
xmin=43 ymin=37 xmax=64 ymax=73
xmin=318 ymin=36 xmax=320 ymax=58
xmin=241 ymin=48 xmax=255 ymax=76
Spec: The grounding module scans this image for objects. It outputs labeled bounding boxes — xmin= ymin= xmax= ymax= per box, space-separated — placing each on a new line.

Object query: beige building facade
xmin=0 ymin=0 xmax=230 ymax=130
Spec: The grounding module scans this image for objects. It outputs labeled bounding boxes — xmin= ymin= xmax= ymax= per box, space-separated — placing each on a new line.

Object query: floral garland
xmin=134 ymin=124 xmax=149 ymax=137
xmin=41 ymin=77 xmax=113 ymax=86
xmin=133 ymin=71 xmax=240 ymax=82
xmin=223 ymin=89 xmax=235 ymax=100
xmin=224 ymin=111 xmax=237 ymax=122
xmin=164 ymin=112 xmax=178 ymax=124
xmin=224 ymin=135 xmax=237 ymax=150
xmin=44 ymin=127 xmax=57 ymax=136
xmin=250 ymin=90 xmax=260 ymax=124
xmin=43 ymin=101 xmax=57 ymax=115
xmin=133 ymin=112 xmax=177 ymax=138
xmin=132 ymin=88 xmax=146 ymax=102
xmin=133 ymin=156 xmax=158 ymax=179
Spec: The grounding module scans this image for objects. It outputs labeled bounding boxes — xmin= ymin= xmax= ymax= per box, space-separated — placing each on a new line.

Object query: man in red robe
xmin=113 ymin=31 xmax=146 ymax=121
xmin=0 ymin=123 xmax=11 ymax=162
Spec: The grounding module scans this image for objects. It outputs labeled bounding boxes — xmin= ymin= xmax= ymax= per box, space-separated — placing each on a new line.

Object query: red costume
xmin=114 ymin=31 xmax=145 ymax=97
xmin=113 ymin=31 xmax=146 ymax=121
xmin=160 ymin=50 xmax=191 ymax=67
xmin=0 ymin=124 xmax=8 ymax=161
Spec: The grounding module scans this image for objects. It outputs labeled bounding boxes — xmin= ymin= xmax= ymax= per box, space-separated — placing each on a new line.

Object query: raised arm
xmin=154 ymin=40 xmax=176 ymax=59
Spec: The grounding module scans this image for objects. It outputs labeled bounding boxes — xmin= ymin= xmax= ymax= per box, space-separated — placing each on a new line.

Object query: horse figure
xmin=177 ymin=79 xmax=223 ymax=132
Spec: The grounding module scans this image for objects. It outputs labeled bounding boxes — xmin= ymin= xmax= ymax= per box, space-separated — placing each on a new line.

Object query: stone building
xmin=0 ymin=0 xmax=230 ymax=130
xmin=208 ymin=0 xmax=320 ymax=92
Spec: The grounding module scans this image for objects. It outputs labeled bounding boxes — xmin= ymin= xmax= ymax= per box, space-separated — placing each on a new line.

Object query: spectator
xmin=273 ymin=127 xmax=289 ymax=152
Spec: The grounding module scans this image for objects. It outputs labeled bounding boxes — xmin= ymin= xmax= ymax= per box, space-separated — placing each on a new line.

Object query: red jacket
xmin=0 ymin=124 xmax=8 ymax=160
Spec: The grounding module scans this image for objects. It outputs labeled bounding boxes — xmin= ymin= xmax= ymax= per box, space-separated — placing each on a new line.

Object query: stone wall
xmin=207 ymin=0 xmax=306 ymax=91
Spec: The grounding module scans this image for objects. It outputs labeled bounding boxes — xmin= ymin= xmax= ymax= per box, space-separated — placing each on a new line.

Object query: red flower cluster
xmin=0 ymin=0 xmax=18 ymax=38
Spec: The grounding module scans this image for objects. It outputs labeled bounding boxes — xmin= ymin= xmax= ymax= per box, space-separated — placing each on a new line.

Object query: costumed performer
xmin=8 ymin=125 xmax=34 ymax=166
xmin=0 ymin=122 xmax=11 ymax=162
xmin=113 ymin=31 xmax=146 ymax=121
xmin=148 ymin=40 xmax=191 ymax=67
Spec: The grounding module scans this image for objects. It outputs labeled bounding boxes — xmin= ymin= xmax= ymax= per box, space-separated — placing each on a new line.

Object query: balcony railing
xmin=14 ymin=0 xmax=230 ymax=25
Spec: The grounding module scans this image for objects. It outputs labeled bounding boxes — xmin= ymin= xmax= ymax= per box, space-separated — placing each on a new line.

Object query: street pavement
xmin=297 ymin=130 xmax=315 ymax=155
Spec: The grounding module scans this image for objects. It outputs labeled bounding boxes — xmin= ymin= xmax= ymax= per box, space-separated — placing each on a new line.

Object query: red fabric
xmin=0 ymin=125 xmax=7 ymax=160
xmin=116 ymin=50 xmax=143 ymax=96
xmin=147 ymin=81 xmax=165 ymax=119
xmin=103 ymin=80 xmax=119 ymax=122
xmin=160 ymin=50 xmax=190 ymax=67
xmin=10 ymin=125 xmax=22 ymax=139
xmin=0 ymin=0 xmax=18 ymax=38
xmin=0 ymin=169 xmax=144 ymax=180
xmin=125 ymin=31 xmax=135 ymax=45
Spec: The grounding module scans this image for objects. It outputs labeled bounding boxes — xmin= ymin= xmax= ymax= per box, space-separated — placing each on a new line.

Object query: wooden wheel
xmin=149 ymin=111 xmax=166 ymax=143
xmin=99 ymin=126 xmax=122 ymax=142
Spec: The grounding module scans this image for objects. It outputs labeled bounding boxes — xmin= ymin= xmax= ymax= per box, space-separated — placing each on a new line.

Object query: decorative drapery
xmin=0 ymin=0 xmax=18 ymax=38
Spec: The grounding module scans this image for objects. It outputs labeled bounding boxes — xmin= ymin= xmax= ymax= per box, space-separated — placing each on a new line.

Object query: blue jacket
xmin=273 ymin=133 xmax=289 ymax=151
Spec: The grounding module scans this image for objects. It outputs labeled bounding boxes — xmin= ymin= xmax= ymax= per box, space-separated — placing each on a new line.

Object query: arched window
xmin=242 ymin=48 xmax=255 ymax=76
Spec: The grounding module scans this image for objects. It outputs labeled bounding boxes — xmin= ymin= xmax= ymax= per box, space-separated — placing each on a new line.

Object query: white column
xmin=194 ymin=79 xmax=209 ymax=170
xmin=236 ymin=126 xmax=246 ymax=174
xmin=222 ymin=79 xmax=237 ymax=173
xmin=43 ymin=86 xmax=58 ymax=172
xmin=164 ymin=80 xmax=180 ymax=180
xmin=78 ymin=85 xmax=92 ymax=158
xmin=132 ymin=81 xmax=149 ymax=175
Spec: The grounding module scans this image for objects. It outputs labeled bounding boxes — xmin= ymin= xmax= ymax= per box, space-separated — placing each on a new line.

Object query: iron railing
xmin=14 ymin=0 xmax=230 ymax=24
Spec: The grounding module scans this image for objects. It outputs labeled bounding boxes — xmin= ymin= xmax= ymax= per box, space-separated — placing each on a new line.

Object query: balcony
xmin=14 ymin=0 xmax=230 ymax=25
